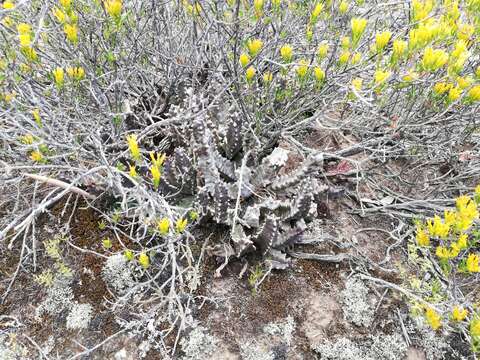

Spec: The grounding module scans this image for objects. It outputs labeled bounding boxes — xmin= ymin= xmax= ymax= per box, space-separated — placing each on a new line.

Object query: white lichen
xmin=263 ymin=315 xmax=296 ymax=345
xmin=180 ymin=325 xmax=218 ymax=360
xmin=341 ymin=277 xmax=374 ymax=327
xmin=312 ymin=337 xmax=365 ymax=360
xmin=240 ymin=340 xmax=275 ymax=360
xmin=66 ymin=302 xmax=93 ymax=330
xmin=101 ymin=253 xmax=134 ymax=294
xmin=36 ymin=277 xmax=74 ymax=317
xmin=312 ymin=333 xmax=407 ymax=360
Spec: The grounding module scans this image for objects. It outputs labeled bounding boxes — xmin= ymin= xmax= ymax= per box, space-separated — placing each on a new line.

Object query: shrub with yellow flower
xmin=157 ymin=218 xmax=170 ymax=235
xmin=425 ymin=307 xmax=442 ymax=330
xmin=351 ymin=18 xmax=367 ymax=47
xmin=452 ymin=306 xmax=468 ymax=321
xmin=247 ymin=39 xmax=263 ymax=57
xmin=245 ymin=66 xmax=256 ymax=82
xmin=421 ymin=47 xmax=448 ymax=72
xmin=150 ymin=165 xmax=161 ymax=190
xmin=375 ymin=31 xmax=391 ymax=53
xmin=280 ymin=44 xmax=293 ymax=63
xmin=466 ymin=253 xmax=479 ymax=272
xmin=64 ymin=24 xmax=78 ymax=44
xmin=175 ymin=218 xmax=188 ymax=233
xmin=126 ymin=134 xmax=141 ymax=161
xmin=317 ymin=43 xmax=329 ymax=60
xmin=105 ymin=0 xmax=122 ymax=18
xmin=53 ymin=67 xmax=65 ymax=87
xmin=239 ymin=53 xmax=250 ymax=68
xmin=66 ymin=66 xmax=85 ymax=81
xmin=138 ymin=252 xmax=150 ymax=269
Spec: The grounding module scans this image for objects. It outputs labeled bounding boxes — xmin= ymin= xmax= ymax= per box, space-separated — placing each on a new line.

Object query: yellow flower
xmin=468 ymin=85 xmax=480 ymax=102
xmin=457 ymin=233 xmax=468 ymax=249
xmin=375 ymin=31 xmax=392 ymax=52
xmin=176 ymin=218 xmax=188 ymax=233
xmin=412 ymin=0 xmax=434 ymax=22
xmin=17 ymin=23 xmax=31 ymax=35
xmin=392 ymin=40 xmax=407 ymax=61
xmin=151 ymin=165 xmax=161 ymax=190
xmin=456 ymin=76 xmax=472 ymax=90
xmin=20 ymin=134 xmax=34 ymax=145
xmin=102 ymin=238 xmax=112 ymax=249
xmin=3 ymin=0 xmax=15 ymax=10
xmin=129 ymin=165 xmax=137 ymax=178
xmin=425 ymin=307 xmax=442 ymax=330
xmin=53 ymin=67 xmax=64 ymax=87
xmin=239 ymin=53 xmax=250 ymax=68
xmin=433 ymin=82 xmax=451 ymax=95
xmin=247 ymin=39 xmax=263 ymax=57
xmin=447 ymin=86 xmax=461 ymax=102
xmin=59 ymin=0 xmax=71 ymax=9
xmin=436 ymin=245 xmax=451 ymax=259
xmin=466 ymin=253 xmax=480 ymax=272
xmin=150 ymin=151 xmax=166 ymax=168
xmin=374 ymin=69 xmax=391 ymax=85
xmin=126 ymin=134 xmax=141 ymax=161
xmin=452 ymin=306 xmax=468 ymax=321
xmin=310 ymin=2 xmax=323 ymax=22
xmin=427 ymin=215 xmax=450 ymax=238
xmin=317 ymin=43 xmax=329 ymax=59
xmin=296 ymin=59 xmax=309 ymax=79
xmin=421 ymin=47 xmax=448 ymax=72
xmin=138 ymin=252 xmax=150 ymax=269
xmin=19 ymin=34 xmax=32 ymax=47
xmin=416 ymin=225 xmax=430 ymax=246
xmin=338 ymin=51 xmax=350 ymax=64
xmin=341 ymin=36 xmax=350 ymax=49
xmin=280 ymin=44 xmax=293 ymax=63
xmin=124 ymin=249 xmax=134 ymax=261
xmin=351 ymin=78 xmax=363 ymax=91
xmin=449 ymin=242 xmax=460 ymax=258
xmin=457 ymin=23 xmax=475 ymax=41
xmin=66 ymin=66 xmax=85 ymax=80
xmin=263 ymin=71 xmax=273 ymax=83
xmin=339 ymin=0 xmax=349 ymax=14
xmin=455 ymin=195 xmax=478 ymax=231
xmin=314 ymin=67 xmax=325 ymax=82
xmin=52 ymin=7 xmax=67 ymax=23
xmin=105 ymin=0 xmax=122 ymax=18
xmin=351 ymin=17 xmax=367 ymax=45
xmin=254 ymin=0 xmax=264 ymax=17
xmin=64 ymin=24 xmax=78 ymax=44
xmin=451 ymin=40 xmax=467 ymax=59
xmin=157 ymin=218 xmax=170 ymax=235
xmin=30 ymin=150 xmax=43 ymax=162
xmin=245 ymin=66 xmax=256 ymax=81
xmin=3 ymin=92 xmax=15 ymax=103
xmin=21 ymin=47 xmax=38 ymax=62
xmin=1 ymin=16 xmax=14 ymax=27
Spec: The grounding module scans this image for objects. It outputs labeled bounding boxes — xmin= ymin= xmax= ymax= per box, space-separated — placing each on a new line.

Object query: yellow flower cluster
xmin=149 ymin=151 xmax=165 ymax=190
xmin=105 ymin=0 xmax=122 ymax=18
xmin=425 ymin=307 xmax=442 ymax=330
xmin=66 ymin=66 xmax=85 ymax=80
xmin=452 ymin=306 xmax=468 ymax=321
xmin=126 ymin=134 xmax=141 ymax=161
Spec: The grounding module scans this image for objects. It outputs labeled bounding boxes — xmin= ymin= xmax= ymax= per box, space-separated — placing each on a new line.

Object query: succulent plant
xmin=153 ymin=88 xmax=330 ymax=267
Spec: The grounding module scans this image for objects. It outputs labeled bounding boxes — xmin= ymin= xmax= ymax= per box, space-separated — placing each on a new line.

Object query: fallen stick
xmin=24 ymin=173 xmax=95 ymax=200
